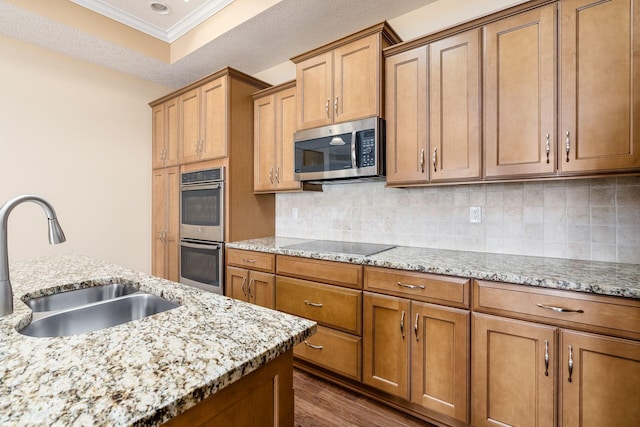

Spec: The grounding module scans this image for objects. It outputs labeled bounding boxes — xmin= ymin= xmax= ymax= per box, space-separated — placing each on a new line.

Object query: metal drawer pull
xmin=242 ymin=258 xmax=256 ymax=264
xmin=241 ymin=277 xmax=247 ymax=297
xmin=414 ymin=313 xmax=419 ymax=341
xmin=303 ymin=341 xmax=323 ymax=350
xmin=568 ymin=345 xmax=574 ymax=383
xmin=565 ymin=131 xmax=571 ymax=162
xmin=545 ymin=133 xmax=550 ymax=164
xmin=248 ymin=278 xmax=254 ymax=299
xmin=544 ymin=339 xmax=549 ymax=376
xmin=433 ymin=147 xmax=437 ymax=172
xmin=397 ymin=282 xmax=425 ymax=290
xmin=400 ymin=310 xmax=405 ymax=339
xmin=269 ymin=168 xmax=273 ymax=184
xmin=420 ymin=149 xmax=425 ymax=173
xmin=334 ymin=96 xmax=339 ymax=116
xmin=304 ymin=300 xmax=323 ymax=307
xmin=537 ymin=303 xmax=584 ymax=313
xmin=325 ymin=99 xmax=330 ymax=118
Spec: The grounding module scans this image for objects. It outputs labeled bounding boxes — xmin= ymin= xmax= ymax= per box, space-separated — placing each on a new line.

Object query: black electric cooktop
xmin=282 ymin=240 xmax=395 ymax=257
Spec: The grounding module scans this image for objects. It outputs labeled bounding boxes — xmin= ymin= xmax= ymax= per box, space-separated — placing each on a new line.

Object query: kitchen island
xmin=0 ymin=255 xmax=316 ymax=426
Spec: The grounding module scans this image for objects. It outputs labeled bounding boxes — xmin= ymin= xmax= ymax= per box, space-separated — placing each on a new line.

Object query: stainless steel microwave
xmin=293 ymin=117 xmax=385 ymax=183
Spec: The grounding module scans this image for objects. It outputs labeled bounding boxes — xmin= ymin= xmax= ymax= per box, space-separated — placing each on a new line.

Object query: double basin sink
xmin=19 ymin=282 xmax=179 ymax=338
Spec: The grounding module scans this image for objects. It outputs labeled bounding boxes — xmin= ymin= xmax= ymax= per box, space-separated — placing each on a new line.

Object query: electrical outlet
xmin=470 ymin=207 xmax=482 ymax=224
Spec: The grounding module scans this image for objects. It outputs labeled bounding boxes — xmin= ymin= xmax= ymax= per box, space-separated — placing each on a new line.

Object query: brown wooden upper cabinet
xmin=151 ymin=166 xmax=179 ymax=282
xmin=484 ymin=4 xmax=557 ymax=179
xmin=179 ymin=76 xmax=227 ymax=164
xmin=292 ymin=22 xmax=402 ymax=131
xmin=151 ymin=97 xmax=179 ymax=169
xmin=559 ymin=0 xmax=640 ymax=174
xmin=253 ymin=82 xmax=301 ymax=193
xmin=385 ymin=29 xmax=482 ymax=186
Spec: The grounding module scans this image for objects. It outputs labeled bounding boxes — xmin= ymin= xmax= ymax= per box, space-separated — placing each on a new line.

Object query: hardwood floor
xmin=293 ymin=369 xmax=434 ymax=427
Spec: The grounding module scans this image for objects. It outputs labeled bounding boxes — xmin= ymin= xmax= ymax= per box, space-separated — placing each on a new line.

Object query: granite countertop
xmin=227 ymin=237 xmax=640 ymax=300
xmin=0 ymin=255 xmax=316 ymax=426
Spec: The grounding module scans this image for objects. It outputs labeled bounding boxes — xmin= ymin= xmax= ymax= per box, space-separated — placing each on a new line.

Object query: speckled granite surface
xmin=0 ymin=255 xmax=316 ymax=426
xmin=227 ymin=237 xmax=640 ymax=299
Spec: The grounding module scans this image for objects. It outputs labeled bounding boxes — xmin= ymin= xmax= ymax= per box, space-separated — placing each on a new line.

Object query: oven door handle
xmin=180 ymin=239 xmax=222 ymax=250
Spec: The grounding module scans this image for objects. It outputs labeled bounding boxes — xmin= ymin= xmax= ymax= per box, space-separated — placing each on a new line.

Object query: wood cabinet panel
xmin=226 ymin=266 xmax=249 ymax=302
xmin=227 ymin=249 xmax=275 ymax=273
xmin=484 ymin=4 xmax=556 ymax=178
xmin=277 ymin=255 xmax=362 ymax=289
xmin=333 ymin=34 xmax=379 ymax=123
xmin=152 ymin=97 xmax=179 ymax=169
xmin=275 ymin=87 xmax=300 ymax=191
xmin=559 ymin=0 xmax=640 ymax=173
xmin=276 ymin=276 xmax=362 ymax=335
xmin=472 ymin=313 xmax=556 ymax=427
xmin=362 ymin=292 xmax=410 ymax=400
xmin=364 ymin=266 xmax=469 ymax=308
xmin=179 ymin=88 xmax=201 ymax=164
xmin=411 ymin=302 xmax=469 ymax=423
xmin=151 ymin=166 xmax=179 ymax=282
xmin=474 ymin=279 xmax=640 ymax=340
xmin=226 ymin=265 xmax=275 ymax=309
xmin=296 ymin=52 xmax=333 ymax=130
xmin=430 ymin=28 xmax=481 ymax=182
xmin=253 ymin=94 xmax=276 ymax=192
xmin=385 ymin=46 xmax=428 ymax=185
xmin=201 ymin=77 xmax=227 ymax=160
xmin=560 ymin=329 xmax=640 ymax=427
xmin=294 ymin=325 xmax=362 ymax=381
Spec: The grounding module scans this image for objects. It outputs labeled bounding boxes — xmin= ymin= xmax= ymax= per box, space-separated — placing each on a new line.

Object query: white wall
xmin=0 ymin=35 xmax=170 ymax=273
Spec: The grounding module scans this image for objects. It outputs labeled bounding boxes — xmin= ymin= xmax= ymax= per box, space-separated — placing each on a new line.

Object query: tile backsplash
xmin=275 ymin=177 xmax=640 ymax=264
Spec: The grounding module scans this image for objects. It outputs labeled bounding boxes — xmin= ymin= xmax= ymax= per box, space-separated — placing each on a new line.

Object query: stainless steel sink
xmin=19 ymin=293 xmax=179 ymax=338
xmin=24 ymin=283 xmax=139 ymax=312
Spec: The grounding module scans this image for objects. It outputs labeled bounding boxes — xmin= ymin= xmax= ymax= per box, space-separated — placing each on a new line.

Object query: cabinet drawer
xmin=226 ymin=249 xmax=275 ymax=273
xmin=474 ymin=280 xmax=640 ymax=340
xmin=294 ymin=326 xmax=362 ymax=381
xmin=364 ymin=266 xmax=470 ymax=308
xmin=277 ymin=255 xmax=362 ymax=289
xmin=276 ymin=276 xmax=362 ymax=335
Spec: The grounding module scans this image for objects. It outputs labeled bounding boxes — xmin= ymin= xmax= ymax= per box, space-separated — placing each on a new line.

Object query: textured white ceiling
xmin=0 ymin=0 xmax=431 ymax=89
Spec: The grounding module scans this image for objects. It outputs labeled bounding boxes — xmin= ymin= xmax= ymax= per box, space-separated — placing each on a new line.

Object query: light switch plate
xmin=470 ymin=207 xmax=482 ymax=223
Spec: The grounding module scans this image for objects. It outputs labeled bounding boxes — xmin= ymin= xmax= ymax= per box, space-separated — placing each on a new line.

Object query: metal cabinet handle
xmin=420 ymin=149 xmax=425 ymax=173
xmin=325 ymin=99 xmax=330 ymax=118
xmin=304 ymin=300 xmax=323 ymax=307
xmin=334 ymin=96 xmax=339 ymax=116
xmin=397 ymin=282 xmax=425 ymax=290
xmin=414 ymin=313 xmax=419 ymax=341
xmin=433 ymin=147 xmax=437 ymax=172
xmin=303 ymin=341 xmax=323 ymax=350
xmin=248 ymin=278 xmax=254 ymax=299
xmin=400 ymin=310 xmax=405 ymax=339
xmin=269 ymin=168 xmax=273 ymax=184
xmin=544 ymin=339 xmax=549 ymax=376
xmin=565 ymin=131 xmax=571 ymax=162
xmin=242 ymin=258 xmax=256 ymax=264
xmin=545 ymin=134 xmax=550 ymax=164
xmin=241 ymin=277 xmax=247 ymax=297
xmin=568 ymin=345 xmax=574 ymax=383
xmin=537 ymin=303 xmax=584 ymax=313
xmin=275 ymin=167 xmax=279 ymax=184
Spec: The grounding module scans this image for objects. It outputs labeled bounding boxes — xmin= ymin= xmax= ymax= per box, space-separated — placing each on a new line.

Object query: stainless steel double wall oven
xmin=179 ymin=167 xmax=225 ymax=294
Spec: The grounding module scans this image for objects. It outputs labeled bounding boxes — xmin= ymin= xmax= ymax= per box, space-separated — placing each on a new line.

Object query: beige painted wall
xmin=0 ymin=35 xmax=170 ymax=273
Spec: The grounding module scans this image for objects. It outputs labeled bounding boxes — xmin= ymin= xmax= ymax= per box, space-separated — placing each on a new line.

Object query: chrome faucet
xmin=0 ymin=195 xmax=66 ymax=316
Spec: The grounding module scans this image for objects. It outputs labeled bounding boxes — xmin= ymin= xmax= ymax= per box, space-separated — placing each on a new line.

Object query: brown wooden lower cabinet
xmin=164 ymin=350 xmax=293 ymax=427
xmin=363 ymin=292 xmax=470 ymax=424
xmin=226 ymin=266 xmax=275 ymax=309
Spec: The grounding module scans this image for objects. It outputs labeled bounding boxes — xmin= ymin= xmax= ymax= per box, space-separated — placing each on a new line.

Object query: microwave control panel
xmin=359 ymin=129 xmax=376 ymax=167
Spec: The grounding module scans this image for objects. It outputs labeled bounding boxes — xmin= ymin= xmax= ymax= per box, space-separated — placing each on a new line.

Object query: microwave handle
xmin=351 ymin=130 xmax=358 ymax=168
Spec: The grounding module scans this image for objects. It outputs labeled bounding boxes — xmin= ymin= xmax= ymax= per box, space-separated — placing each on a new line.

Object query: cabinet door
xmin=164 ymin=98 xmax=179 ymax=167
xmin=226 ymin=266 xmax=249 ymax=302
xmin=249 ymin=270 xmax=275 ymax=309
xmin=559 ymin=0 xmax=640 ymax=173
xmin=430 ymin=29 xmax=481 ymax=182
xmin=151 ymin=166 xmax=179 ymax=281
xmin=363 ymin=292 xmax=410 ymax=399
xmin=152 ymin=104 xmax=166 ymax=169
xmin=411 ymin=302 xmax=469 ymax=423
xmin=296 ymin=52 xmax=333 ymax=130
xmin=385 ymin=46 xmax=428 ymax=185
xmin=200 ymin=77 xmax=227 ymax=160
xmin=560 ymin=330 xmax=640 ymax=427
xmin=179 ymin=88 xmax=201 ymax=164
xmin=254 ymin=94 xmax=276 ymax=192
xmin=484 ymin=4 xmax=556 ymax=178
xmin=333 ymin=34 xmax=379 ymax=123
xmin=275 ymin=86 xmax=301 ymax=191
xmin=472 ymin=313 xmax=556 ymax=427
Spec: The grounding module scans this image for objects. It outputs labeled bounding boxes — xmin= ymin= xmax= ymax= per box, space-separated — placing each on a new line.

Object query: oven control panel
xmin=182 ymin=167 xmax=224 ymax=185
